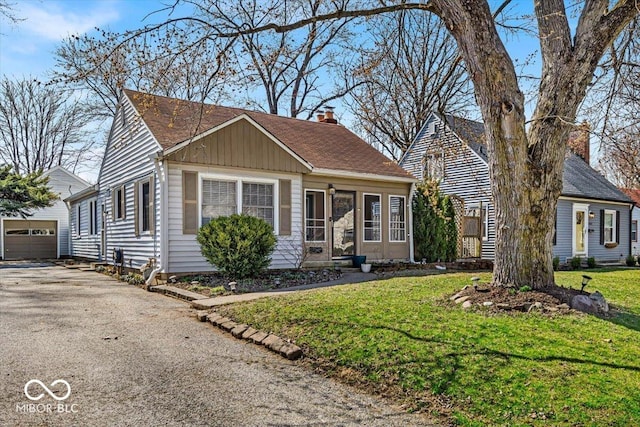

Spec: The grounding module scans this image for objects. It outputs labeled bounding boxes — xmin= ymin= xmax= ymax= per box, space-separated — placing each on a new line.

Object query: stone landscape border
xmin=196 ymin=311 xmax=303 ymax=360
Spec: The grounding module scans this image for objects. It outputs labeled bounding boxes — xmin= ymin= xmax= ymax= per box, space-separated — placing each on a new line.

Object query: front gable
xmin=164 ymin=117 xmax=311 ymax=174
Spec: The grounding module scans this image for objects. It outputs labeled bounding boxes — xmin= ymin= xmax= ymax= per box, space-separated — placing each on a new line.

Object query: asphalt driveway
xmin=0 ymin=263 xmax=436 ymax=426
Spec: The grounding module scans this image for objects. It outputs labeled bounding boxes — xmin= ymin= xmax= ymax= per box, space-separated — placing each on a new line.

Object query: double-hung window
xmin=305 ymin=190 xmax=325 ymax=241
xmin=113 ymin=185 xmax=125 ymax=220
xmin=389 ymin=196 xmax=406 ymax=242
xmin=89 ymin=199 xmax=98 ymax=235
xmin=603 ymin=210 xmax=616 ymax=243
xmin=200 ymin=177 xmax=276 ymax=229
xmin=242 ymin=182 xmax=274 ymax=227
xmin=632 ymin=220 xmax=638 ymax=242
xmin=423 ymin=151 xmax=444 ymax=181
xmin=364 ymin=194 xmax=381 ymax=242
xmin=201 ymin=180 xmax=237 ymax=225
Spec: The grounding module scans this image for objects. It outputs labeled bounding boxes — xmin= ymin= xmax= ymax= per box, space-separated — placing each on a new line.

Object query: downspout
xmin=408 ymin=182 xmax=416 ymax=263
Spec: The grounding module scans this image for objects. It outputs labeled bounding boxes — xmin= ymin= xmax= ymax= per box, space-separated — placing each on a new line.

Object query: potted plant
xmin=360 ymin=262 xmax=372 ymax=273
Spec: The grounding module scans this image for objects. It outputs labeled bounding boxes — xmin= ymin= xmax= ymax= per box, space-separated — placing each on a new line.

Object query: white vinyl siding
xmin=400 ymin=114 xmax=495 ymax=259
xmin=168 ymin=165 xmax=303 ymax=273
xmin=92 ymin=96 xmax=162 ymax=268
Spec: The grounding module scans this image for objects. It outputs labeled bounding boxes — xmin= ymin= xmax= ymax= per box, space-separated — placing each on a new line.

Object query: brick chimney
xmin=321 ymin=106 xmax=338 ymax=124
xmin=316 ymin=110 xmax=325 ymax=122
xmin=568 ymin=121 xmax=590 ymax=165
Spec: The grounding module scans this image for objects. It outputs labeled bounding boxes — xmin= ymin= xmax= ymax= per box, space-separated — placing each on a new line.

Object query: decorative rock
xmin=546 ymin=306 xmax=559 ymax=312
xmin=196 ymin=311 xmax=209 ymax=322
xmin=483 ymin=301 xmax=494 ymax=307
xmin=589 ymin=291 xmax=609 ymax=313
xmin=527 ymin=302 xmax=544 ymax=312
xmin=557 ymin=303 xmax=570 ymax=310
xmin=496 ymin=303 xmax=511 ymax=310
xmin=191 ymin=281 xmax=199 ymax=286
xmin=248 ymin=331 xmax=269 ymax=344
xmin=242 ymin=327 xmax=259 ymax=340
xmin=231 ymin=324 xmax=249 ymax=338
xmin=571 ymin=295 xmax=597 ymax=314
xmin=454 ymin=296 xmax=471 ymax=304
xmin=461 ymin=285 xmax=470 ymax=290
xmin=462 ymin=300 xmax=473 ymax=309
xmin=280 ymin=344 xmax=303 ymax=360
xmin=450 ymin=292 xmax=463 ymax=301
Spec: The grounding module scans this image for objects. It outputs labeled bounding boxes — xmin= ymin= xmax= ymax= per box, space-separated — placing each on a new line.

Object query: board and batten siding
xmin=166 ymin=162 xmax=303 ymax=273
xmin=95 ymin=96 xmax=163 ymax=269
xmin=164 ymin=118 xmax=310 ymax=174
xmin=400 ymin=114 xmax=495 ymax=259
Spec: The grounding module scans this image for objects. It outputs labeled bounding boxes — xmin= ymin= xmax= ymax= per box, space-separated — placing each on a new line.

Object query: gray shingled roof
xmin=440 ymin=113 xmax=632 ymax=204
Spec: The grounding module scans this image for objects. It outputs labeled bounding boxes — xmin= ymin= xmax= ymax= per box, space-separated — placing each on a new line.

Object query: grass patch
xmin=217 ymin=269 xmax=640 ymax=426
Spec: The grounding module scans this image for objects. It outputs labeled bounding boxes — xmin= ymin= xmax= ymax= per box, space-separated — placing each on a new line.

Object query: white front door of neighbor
xmin=572 ymin=203 xmax=589 ymax=257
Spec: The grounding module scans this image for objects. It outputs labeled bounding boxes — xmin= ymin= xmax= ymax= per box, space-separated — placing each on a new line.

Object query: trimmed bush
xmin=553 ymin=256 xmax=560 ymax=271
xmin=587 ymin=257 xmax=596 ymax=268
xmin=626 ymin=255 xmax=637 ymax=267
xmin=197 ymin=214 xmax=277 ymax=279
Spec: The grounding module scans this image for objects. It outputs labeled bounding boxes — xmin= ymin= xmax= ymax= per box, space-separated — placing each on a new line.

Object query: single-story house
xmin=67 ymin=89 xmax=416 ymax=274
xmin=621 ymin=188 xmax=640 ymax=256
xmin=399 ymin=112 xmax=634 ymax=263
xmin=1 ymin=166 xmax=90 ymax=260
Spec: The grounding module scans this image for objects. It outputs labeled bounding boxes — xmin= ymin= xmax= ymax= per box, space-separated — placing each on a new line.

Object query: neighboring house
xmin=400 ymin=112 xmax=633 ymax=263
xmin=1 ymin=166 xmax=90 ymax=260
xmin=67 ymin=90 xmax=416 ymax=274
xmin=621 ymin=188 xmax=640 ymax=256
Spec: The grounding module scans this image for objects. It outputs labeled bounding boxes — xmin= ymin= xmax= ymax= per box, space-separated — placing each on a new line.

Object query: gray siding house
xmin=67 ymin=90 xmax=416 ymax=274
xmin=1 ymin=166 xmax=89 ymax=260
xmin=400 ymin=112 xmax=633 ymax=263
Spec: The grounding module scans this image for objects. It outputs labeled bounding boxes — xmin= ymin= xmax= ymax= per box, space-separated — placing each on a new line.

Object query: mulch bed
xmin=451 ymin=283 xmax=588 ymax=315
xmin=169 ymin=269 xmax=343 ymax=297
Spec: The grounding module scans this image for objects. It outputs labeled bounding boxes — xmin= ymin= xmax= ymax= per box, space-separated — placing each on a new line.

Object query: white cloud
xmin=18 ymin=1 xmax=120 ymax=41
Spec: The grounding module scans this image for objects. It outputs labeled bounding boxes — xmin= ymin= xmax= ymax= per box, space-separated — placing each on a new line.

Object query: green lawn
xmin=217 ymin=269 xmax=640 ymax=426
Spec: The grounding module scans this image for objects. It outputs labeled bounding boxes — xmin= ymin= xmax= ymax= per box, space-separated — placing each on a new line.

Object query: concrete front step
xmin=150 ymin=285 xmax=208 ymax=302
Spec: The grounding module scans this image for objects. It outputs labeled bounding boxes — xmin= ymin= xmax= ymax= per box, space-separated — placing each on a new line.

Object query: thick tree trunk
xmin=430 ymin=0 xmax=637 ymax=289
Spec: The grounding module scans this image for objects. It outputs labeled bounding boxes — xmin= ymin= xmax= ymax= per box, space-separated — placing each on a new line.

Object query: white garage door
xmin=3 ymin=220 xmax=57 ymax=260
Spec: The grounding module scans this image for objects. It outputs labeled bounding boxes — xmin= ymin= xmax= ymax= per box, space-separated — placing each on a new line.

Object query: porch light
xmin=588 ymin=211 xmax=595 ymax=219
xmin=328 ymin=183 xmax=336 ymax=196
xmin=581 ymin=275 xmax=592 ymax=292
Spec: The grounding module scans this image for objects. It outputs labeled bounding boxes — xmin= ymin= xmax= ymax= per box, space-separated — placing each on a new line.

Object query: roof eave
xmin=310 ymin=168 xmax=417 ymax=183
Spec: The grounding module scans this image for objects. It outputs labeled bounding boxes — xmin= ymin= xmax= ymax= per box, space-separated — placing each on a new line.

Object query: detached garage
xmin=3 ymin=220 xmax=58 ymax=260
xmin=0 ymin=166 xmax=89 ymax=261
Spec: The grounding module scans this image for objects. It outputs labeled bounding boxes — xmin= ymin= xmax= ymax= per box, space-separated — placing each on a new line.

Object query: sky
xmin=0 ymin=0 xmax=544 ymax=182
xmin=0 ymin=0 xmax=185 ymax=79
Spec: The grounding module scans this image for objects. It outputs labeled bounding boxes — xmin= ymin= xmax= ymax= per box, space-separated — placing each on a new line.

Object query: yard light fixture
xmin=581 ymin=275 xmax=592 ymax=292
xmin=228 ymin=281 xmax=237 ymax=293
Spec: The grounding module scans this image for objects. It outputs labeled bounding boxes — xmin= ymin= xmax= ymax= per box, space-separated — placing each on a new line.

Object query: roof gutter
xmin=310 ymin=168 xmax=417 ymax=184
xmin=63 ymin=184 xmax=99 ymax=203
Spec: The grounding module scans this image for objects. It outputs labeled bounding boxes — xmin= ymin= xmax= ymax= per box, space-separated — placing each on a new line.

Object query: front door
xmin=331 ymin=191 xmax=355 ymax=258
xmin=573 ymin=204 xmax=589 ymax=256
